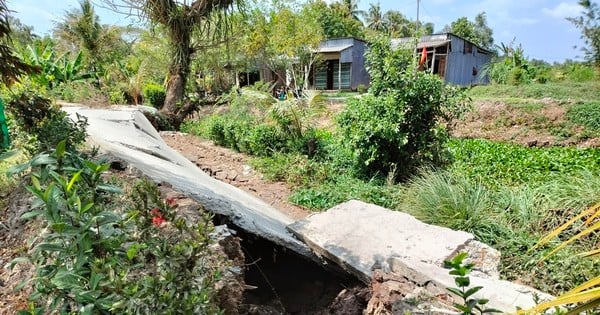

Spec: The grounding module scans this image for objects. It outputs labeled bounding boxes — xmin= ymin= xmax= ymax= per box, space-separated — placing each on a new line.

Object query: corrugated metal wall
xmin=445 ymin=35 xmax=492 ymax=86
xmin=350 ymin=40 xmax=370 ymax=90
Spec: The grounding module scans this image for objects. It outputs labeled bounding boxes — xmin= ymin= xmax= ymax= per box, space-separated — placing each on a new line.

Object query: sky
xmin=7 ymin=0 xmax=589 ymax=63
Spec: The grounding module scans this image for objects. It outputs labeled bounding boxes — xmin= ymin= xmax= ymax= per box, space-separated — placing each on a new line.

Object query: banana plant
xmin=19 ymin=43 xmax=93 ymax=88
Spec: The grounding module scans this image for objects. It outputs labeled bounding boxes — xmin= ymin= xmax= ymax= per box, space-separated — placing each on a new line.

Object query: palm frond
xmin=524 ymin=202 xmax=600 ymax=314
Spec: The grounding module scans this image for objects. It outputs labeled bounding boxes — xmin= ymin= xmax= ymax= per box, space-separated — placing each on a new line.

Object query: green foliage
xmin=143 ymin=83 xmax=166 ymax=108
xmin=10 ymin=142 xmax=223 ymax=314
xmin=338 ymin=36 xmax=469 ymax=181
xmin=6 ymin=91 xmax=87 ymax=154
xmin=401 ymin=171 xmax=503 ymax=242
xmin=309 ymin=0 xmax=365 ymax=39
xmin=567 ymin=102 xmax=600 ymax=133
xmin=449 ymin=138 xmax=600 ymax=187
xmin=444 ymin=253 xmax=501 ymax=315
xmin=356 ymin=83 xmax=367 ymax=94
xmin=0 ymin=0 xmax=40 ymax=87
xmin=19 ymin=43 xmax=92 ymax=89
xmin=565 ymin=63 xmax=596 ymax=82
xmin=567 ymin=0 xmax=600 ymax=66
xmin=444 ymin=12 xmax=494 ymax=49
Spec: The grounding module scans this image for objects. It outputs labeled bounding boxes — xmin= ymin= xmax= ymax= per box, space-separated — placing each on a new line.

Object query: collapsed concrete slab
xmin=64 ymin=106 xmax=314 ymax=259
xmin=287 ymin=200 xmax=551 ymax=313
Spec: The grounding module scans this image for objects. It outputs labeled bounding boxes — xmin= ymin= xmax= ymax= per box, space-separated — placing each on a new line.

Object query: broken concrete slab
xmin=287 ymin=200 xmax=549 ymax=312
xmin=388 ymin=257 xmax=552 ymax=313
xmin=63 ymin=106 xmax=314 ymax=259
xmin=288 ymin=199 xmax=478 ymax=282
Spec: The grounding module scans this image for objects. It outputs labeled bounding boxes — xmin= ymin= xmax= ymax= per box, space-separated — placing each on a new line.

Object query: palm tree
xmin=101 ymin=0 xmax=240 ymax=129
xmin=383 ymin=10 xmax=411 ymax=37
xmin=341 ymin=0 xmax=365 ymax=21
xmin=54 ymin=0 xmax=101 ymax=58
xmin=365 ymin=2 xmax=385 ymax=32
xmin=0 ymin=0 xmax=38 ymax=86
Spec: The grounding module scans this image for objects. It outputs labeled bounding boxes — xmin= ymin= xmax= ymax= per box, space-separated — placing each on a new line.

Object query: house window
xmin=333 ymin=62 xmax=351 ymax=89
xmin=464 ymin=42 xmax=472 ymax=54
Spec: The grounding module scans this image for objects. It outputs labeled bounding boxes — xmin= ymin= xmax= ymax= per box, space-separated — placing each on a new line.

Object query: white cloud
xmin=542 ymin=2 xmax=582 ymax=19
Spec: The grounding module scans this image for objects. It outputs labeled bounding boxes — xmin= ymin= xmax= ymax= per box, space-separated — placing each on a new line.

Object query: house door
xmin=326 ymin=60 xmax=336 ymax=90
xmin=435 ymin=56 xmax=447 ymax=79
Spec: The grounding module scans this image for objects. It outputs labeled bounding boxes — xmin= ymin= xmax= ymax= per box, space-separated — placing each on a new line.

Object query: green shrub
xmin=566 ymin=64 xmax=596 ymax=82
xmin=356 ymin=83 xmax=367 ymax=94
xmin=6 ymin=91 xmax=87 ymax=154
xmin=247 ymin=124 xmax=286 ymax=156
xmin=143 ymin=83 xmax=166 ymax=108
xmin=205 ymin=115 xmax=227 ymax=146
xmin=10 ymin=142 xmax=225 ymax=314
xmin=338 ymin=36 xmax=469 ymax=181
xmin=108 ymin=88 xmax=126 ymax=105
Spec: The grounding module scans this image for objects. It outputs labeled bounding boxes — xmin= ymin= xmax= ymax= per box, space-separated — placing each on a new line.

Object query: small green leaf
xmin=80 ymin=202 xmax=94 ymax=214
xmin=20 ymin=210 xmax=44 ymax=220
xmin=97 ymin=184 xmax=123 ymax=194
xmin=455 ymin=276 xmax=470 ymax=288
xmin=7 ymin=162 xmax=30 ymax=176
xmin=30 ymin=154 xmax=56 ymax=166
xmin=66 ymin=170 xmax=82 ymax=193
xmin=0 ymin=150 xmax=18 ymax=161
xmin=13 ymin=279 xmax=30 ymax=292
xmin=447 ymin=287 xmax=464 ymax=297
xmin=463 ymin=286 xmax=483 ymax=299
xmin=55 ymin=140 xmax=66 ymax=158
xmin=127 ymin=245 xmax=139 ymax=260
xmin=9 ymin=257 xmax=30 ymax=270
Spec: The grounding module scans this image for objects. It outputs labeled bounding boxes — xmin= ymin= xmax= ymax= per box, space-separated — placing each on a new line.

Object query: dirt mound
xmin=453 ymin=99 xmax=598 ymax=148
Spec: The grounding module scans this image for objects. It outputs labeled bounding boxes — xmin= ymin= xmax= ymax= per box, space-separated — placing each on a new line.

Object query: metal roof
xmin=417 ymin=40 xmax=450 ymax=49
xmin=315 ymin=44 xmax=353 ymax=53
xmin=391 ymin=38 xmax=450 ymax=50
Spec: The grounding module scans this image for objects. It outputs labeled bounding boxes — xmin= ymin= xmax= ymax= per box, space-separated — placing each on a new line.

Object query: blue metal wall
xmin=445 ymin=35 xmax=492 ymax=86
xmin=349 ymin=39 xmax=370 ymax=90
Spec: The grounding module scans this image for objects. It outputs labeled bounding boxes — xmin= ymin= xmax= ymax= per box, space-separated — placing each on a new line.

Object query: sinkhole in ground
xmin=217 ymin=220 xmax=366 ymax=315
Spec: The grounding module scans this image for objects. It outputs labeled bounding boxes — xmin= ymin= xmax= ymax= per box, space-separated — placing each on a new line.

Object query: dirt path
xmin=161 ymin=131 xmax=311 ymax=220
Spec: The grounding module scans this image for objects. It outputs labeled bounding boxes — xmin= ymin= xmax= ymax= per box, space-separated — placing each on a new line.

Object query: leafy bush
xmin=7 ymin=91 xmax=87 ymax=154
xmin=108 ymin=88 xmax=126 ymax=105
xmin=247 ymin=124 xmax=286 ymax=156
xmin=356 ymin=83 xmax=367 ymax=94
xmin=143 ymin=83 xmax=166 ymax=108
xmin=10 ymin=142 xmax=225 ymax=314
xmin=566 ymin=63 xmax=596 ymax=82
xmin=338 ymin=37 xmax=468 ymax=181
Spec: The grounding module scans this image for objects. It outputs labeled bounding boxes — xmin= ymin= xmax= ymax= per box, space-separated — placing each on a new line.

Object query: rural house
xmin=312 ymin=37 xmax=370 ymax=91
xmin=392 ymin=33 xmax=493 ymax=86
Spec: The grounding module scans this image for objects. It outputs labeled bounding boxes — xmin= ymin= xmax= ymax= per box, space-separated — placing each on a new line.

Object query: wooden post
xmin=338 ymin=60 xmax=342 ymax=91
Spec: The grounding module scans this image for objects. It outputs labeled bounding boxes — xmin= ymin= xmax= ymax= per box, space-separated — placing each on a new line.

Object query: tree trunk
xmin=160 ymin=26 xmax=193 ymax=129
xmin=163 ymin=71 xmax=186 ymax=115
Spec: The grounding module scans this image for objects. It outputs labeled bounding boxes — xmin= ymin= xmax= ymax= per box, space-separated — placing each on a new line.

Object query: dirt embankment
xmin=452 ymin=98 xmax=599 ymax=148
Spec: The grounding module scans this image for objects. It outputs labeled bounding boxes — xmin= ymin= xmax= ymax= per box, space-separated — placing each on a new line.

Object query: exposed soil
xmin=452 ymin=99 xmax=599 ymax=148
xmin=161 ymin=131 xmax=310 ymax=220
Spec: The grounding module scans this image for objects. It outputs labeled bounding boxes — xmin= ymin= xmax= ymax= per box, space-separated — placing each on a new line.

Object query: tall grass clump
xmin=567 ymin=101 xmax=600 ymax=134
xmin=399 ymin=171 xmax=506 ymax=244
